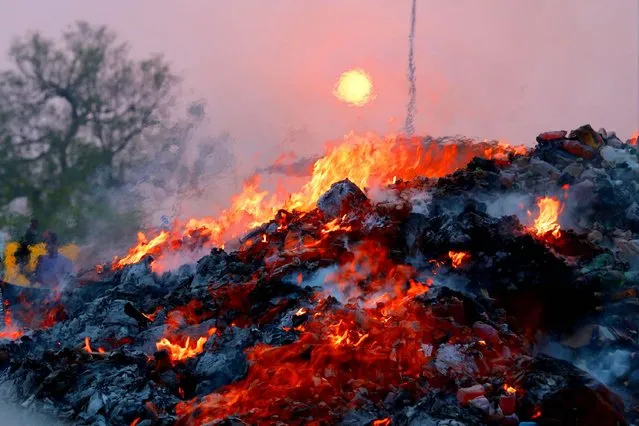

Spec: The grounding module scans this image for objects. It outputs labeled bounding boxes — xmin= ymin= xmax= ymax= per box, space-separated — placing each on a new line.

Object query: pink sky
xmin=1 ymin=0 xmax=637 ymax=172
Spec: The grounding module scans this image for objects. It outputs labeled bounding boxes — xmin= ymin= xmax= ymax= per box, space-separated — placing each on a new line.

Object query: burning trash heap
xmin=0 ymin=125 xmax=638 ymax=425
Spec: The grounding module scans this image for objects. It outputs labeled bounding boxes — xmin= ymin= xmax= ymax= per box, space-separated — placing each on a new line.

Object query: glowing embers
xmin=0 ymin=301 xmax=24 ymax=340
xmin=321 ymin=215 xmax=352 ymax=234
xmin=175 ymin=242 xmax=439 ymax=425
xmin=333 ymin=68 xmax=374 ymax=107
xmin=528 ymin=196 xmax=563 ymax=239
xmin=156 ymin=330 xmax=215 ymax=363
xmin=110 ymin=133 xmax=528 ymax=272
xmin=448 ymin=251 xmax=470 ymax=268
xmin=154 ymin=301 xmax=216 ymax=363
xmin=83 ymin=337 xmax=106 ymax=354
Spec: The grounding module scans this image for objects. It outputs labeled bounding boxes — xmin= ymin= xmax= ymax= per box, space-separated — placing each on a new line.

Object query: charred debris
xmin=0 ymin=125 xmax=638 ymax=426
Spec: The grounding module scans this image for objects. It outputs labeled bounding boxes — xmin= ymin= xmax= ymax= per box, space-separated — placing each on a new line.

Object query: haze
xmin=0 ymin=0 xmax=637 ymax=175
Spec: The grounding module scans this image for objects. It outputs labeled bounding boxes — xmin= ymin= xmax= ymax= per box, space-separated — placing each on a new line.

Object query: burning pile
xmin=0 ymin=125 xmax=638 ymax=426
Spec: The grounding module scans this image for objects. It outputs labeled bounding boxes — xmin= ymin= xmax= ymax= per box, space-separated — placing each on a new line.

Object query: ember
xmin=448 ymin=250 xmax=470 ymax=268
xmin=110 ymin=134 xmax=527 ymax=271
xmin=83 ymin=337 xmax=105 ymax=354
xmin=156 ymin=335 xmax=209 ymax=362
xmin=2 ymin=125 xmax=637 ymax=426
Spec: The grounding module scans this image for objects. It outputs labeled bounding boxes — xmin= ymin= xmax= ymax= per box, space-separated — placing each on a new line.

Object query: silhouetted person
xmin=16 ymin=218 xmax=41 ymax=276
xmin=33 ymin=232 xmax=73 ymax=290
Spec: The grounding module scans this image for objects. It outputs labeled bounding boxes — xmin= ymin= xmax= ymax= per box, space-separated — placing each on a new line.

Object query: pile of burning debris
xmin=0 ymin=125 xmax=638 ymax=426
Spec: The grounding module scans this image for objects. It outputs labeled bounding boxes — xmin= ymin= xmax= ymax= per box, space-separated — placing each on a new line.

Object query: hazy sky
xmin=1 ymin=0 xmax=638 ymax=172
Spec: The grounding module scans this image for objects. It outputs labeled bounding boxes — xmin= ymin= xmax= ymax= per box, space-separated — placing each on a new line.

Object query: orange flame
xmin=111 ymin=134 xmax=528 ymax=271
xmin=129 ymin=418 xmax=141 ymax=426
xmin=83 ymin=337 xmax=105 ymax=354
xmin=321 ymin=215 xmax=352 ymax=234
xmin=531 ymin=196 xmax=563 ymax=238
xmin=0 ymin=303 xmax=24 ymax=340
xmin=142 ymin=306 xmax=162 ymax=322
xmin=503 ymin=384 xmax=517 ymax=394
xmin=372 ymin=419 xmax=392 ymax=426
xmin=156 ymin=336 xmax=208 ymax=362
xmin=448 ymin=251 xmax=470 ymax=268
xmin=630 ymin=131 xmax=638 ymax=146
xmin=156 ymin=328 xmax=216 ymax=363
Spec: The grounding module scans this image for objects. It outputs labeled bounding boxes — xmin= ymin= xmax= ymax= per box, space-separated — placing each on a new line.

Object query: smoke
xmin=404 ymin=0 xmax=417 ymax=136
xmin=0 ymin=383 xmax=64 ymax=426
xmin=484 ymin=192 xmax=532 ymax=222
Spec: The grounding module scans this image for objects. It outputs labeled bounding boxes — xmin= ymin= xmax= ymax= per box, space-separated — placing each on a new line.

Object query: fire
xmin=448 ymin=251 xmax=470 ymax=268
xmin=294 ymin=308 xmax=307 ymax=316
xmin=372 ymin=419 xmax=391 ymax=426
xmin=114 ymin=231 xmax=170 ymax=268
xmin=503 ymin=384 xmax=517 ymax=394
xmin=83 ymin=337 xmax=105 ymax=354
xmin=531 ymin=196 xmax=563 ymax=238
xmin=142 ymin=306 xmax=162 ymax=322
xmin=630 ymin=131 xmax=638 ymax=145
xmin=321 ymin=215 xmax=352 ymax=234
xmin=130 ymin=418 xmax=141 ymax=426
xmin=0 ymin=303 xmax=24 ymax=340
xmin=156 ymin=336 xmax=209 ymax=363
xmin=112 ymin=134 xmax=528 ymax=271
xmin=333 ymin=68 xmax=374 ymax=107
xmin=175 ymin=241 xmax=447 ymax=424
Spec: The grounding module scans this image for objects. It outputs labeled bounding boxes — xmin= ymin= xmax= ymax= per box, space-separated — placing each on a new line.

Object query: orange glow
xmin=83 ymin=337 xmax=105 ymax=354
xmin=111 ymin=134 xmax=528 ymax=271
xmin=156 ymin=335 xmax=210 ymax=362
xmin=294 ymin=308 xmax=307 ymax=316
xmin=142 ymin=306 xmax=162 ymax=322
xmin=373 ymin=419 xmax=391 ymax=426
xmin=630 ymin=131 xmax=638 ymax=145
xmin=333 ymin=68 xmax=374 ymax=107
xmin=530 ymin=196 xmax=563 ymax=238
xmin=130 ymin=418 xmax=141 ymax=426
xmin=448 ymin=251 xmax=470 ymax=268
xmin=532 ymin=409 xmax=542 ymax=419
xmin=321 ymin=215 xmax=352 ymax=234
xmin=113 ymin=231 xmax=170 ymax=269
xmin=175 ymin=241 xmax=450 ymax=424
xmin=0 ymin=304 xmax=24 ymax=340
xmin=503 ymin=384 xmax=517 ymax=394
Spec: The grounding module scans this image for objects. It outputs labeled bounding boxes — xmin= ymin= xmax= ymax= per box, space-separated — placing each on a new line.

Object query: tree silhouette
xmin=0 ymin=22 xmax=178 ymax=240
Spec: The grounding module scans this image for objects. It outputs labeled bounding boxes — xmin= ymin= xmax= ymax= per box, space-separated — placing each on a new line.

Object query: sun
xmin=333 ymin=68 xmax=374 ymax=107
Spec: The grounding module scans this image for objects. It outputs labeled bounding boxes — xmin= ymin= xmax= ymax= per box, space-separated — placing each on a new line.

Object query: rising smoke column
xmin=405 ymin=0 xmax=417 ymax=136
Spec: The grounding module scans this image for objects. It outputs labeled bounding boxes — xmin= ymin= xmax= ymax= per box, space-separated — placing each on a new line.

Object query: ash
xmin=1 ymin=125 xmax=638 ymax=426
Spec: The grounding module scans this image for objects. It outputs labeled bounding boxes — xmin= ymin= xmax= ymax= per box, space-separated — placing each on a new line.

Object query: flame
xmin=448 ymin=251 xmax=470 ymax=268
xmin=83 ymin=337 xmax=105 ymax=354
xmin=532 ymin=409 xmax=542 ymax=419
xmin=142 ymin=306 xmax=162 ymax=322
xmin=503 ymin=384 xmax=517 ymax=394
xmin=531 ymin=196 xmax=563 ymax=238
xmin=113 ymin=231 xmax=170 ymax=269
xmin=0 ymin=302 xmax=24 ymax=340
xmin=373 ymin=419 xmax=391 ymax=426
xmin=333 ymin=68 xmax=374 ymax=107
xmin=175 ymin=241 xmax=452 ymax=424
xmin=130 ymin=418 xmax=141 ymax=426
xmin=630 ymin=131 xmax=638 ymax=145
xmin=294 ymin=308 xmax=307 ymax=316
xmin=156 ymin=335 xmax=209 ymax=362
xmin=321 ymin=215 xmax=352 ymax=234
xmin=112 ymin=134 xmax=528 ymax=271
